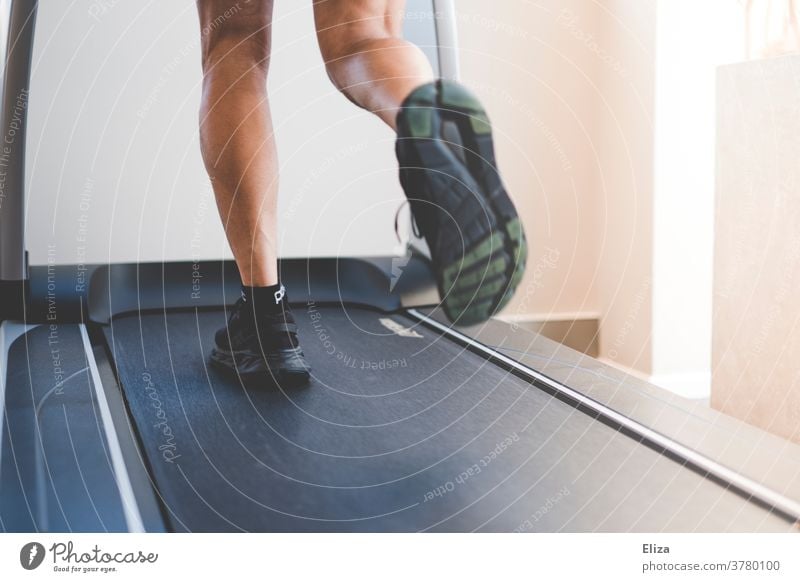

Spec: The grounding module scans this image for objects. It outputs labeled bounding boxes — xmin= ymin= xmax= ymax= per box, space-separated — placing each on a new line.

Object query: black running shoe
xmin=209 ymin=287 xmax=311 ymax=387
xmin=396 ymin=80 xmax=527 ymax=326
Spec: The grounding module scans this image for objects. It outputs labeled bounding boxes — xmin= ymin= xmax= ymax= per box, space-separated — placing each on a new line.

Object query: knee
xmin=317 ymin=22 xmax=397 ymax=85
xmin=200 ymin=16 xmax=272 ymax=82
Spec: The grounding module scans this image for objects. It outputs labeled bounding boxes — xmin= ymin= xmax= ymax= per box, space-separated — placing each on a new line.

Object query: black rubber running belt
xmin=102 ymin=306 xmax=793 ymax=532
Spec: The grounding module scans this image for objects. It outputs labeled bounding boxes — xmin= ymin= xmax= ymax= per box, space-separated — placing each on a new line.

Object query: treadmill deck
xmin=100 ymin=305 xmax=794 ymax=532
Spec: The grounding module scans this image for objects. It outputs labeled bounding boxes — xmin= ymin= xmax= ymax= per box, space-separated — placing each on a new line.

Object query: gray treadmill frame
xmin=410 ymin=309 xmax=800 ymax=523
xmin=0 ymin=0 xmax=35 ymax=282
xmin=432 ymin=0 xmax=460 ymax=80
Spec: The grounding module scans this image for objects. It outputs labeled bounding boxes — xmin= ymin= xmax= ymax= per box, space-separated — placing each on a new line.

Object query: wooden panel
xmin=713 ymin=54 xmax=800 ymax=443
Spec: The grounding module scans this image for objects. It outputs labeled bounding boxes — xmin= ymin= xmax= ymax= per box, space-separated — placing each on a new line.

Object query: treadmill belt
xmin=103 ymin=306 xmax=793 ymax=532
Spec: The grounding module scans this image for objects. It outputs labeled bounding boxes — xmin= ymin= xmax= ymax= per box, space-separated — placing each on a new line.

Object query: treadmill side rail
xmin=0 ymin=0 xmax=37 ymax=284
xmin=408 ymin=308 xmax=800 ymax=523
xmin=0 ymin=322 xmax=157 ymax=531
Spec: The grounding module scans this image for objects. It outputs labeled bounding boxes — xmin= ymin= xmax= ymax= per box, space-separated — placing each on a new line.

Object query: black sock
xmin=240 ymin=283 xmax=298 ymax=350
xmin=241 ymin=282 xmax=287 ymax=314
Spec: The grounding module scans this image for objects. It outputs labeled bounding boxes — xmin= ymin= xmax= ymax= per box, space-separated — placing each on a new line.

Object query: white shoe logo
xmin=379 ymin=318 xmax=423 ymax=338
xmin=274 ymin=285 xmax=286 ymax=305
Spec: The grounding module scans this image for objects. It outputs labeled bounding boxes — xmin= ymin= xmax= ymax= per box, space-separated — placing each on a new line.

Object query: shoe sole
xmin=209 ymin=347 xmax=311 ymax=388
xmin=397 ymin=80 xmax=527 ymax=326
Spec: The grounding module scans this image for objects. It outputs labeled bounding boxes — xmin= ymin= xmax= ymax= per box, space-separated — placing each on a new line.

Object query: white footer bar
xmin=1 ymin=533 xmax=799 ymax=580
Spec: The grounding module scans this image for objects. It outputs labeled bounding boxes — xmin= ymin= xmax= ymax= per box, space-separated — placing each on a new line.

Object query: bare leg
xmin=197 ymin=0 xmax=278 ymax=286
xmin=313 ymin=0 xmax=435 ymax=130
xmin=315 ymin=1 xmax=527 ymax=326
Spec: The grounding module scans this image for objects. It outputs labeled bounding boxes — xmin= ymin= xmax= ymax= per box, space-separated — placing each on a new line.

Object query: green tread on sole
xmin=438 ymin=81 xmax=492 ymax=136
xmin=447 ymin=255 xmax=508 ymax=289
xmin=512 ymin=246 xmax=527 ymax=272
xmin=442 ymin=217 xmax=529 ymax=325
xmin=509 ymin=267 xmax=525 ymax=290
xmin=447 ymin=277 xmax=508 ymax=311
xmin=469 ymin=114 xmax=492 ymax=135
xmin=506 ymin=217 xmax=528 ymax=290
xmin=439 ymin=81 xmax=483 ymax=112
xmin=513 ymin=241 xmax=527 ymax=261
xmin=442 ymin=232 xmax=504 ymax=287
xmin=506 ymin=217 xmax=525 ymax=242
xmin=405 ymin=82 xmax=437 ymax=107
xmin=406 ymin=108 xmax=433 ymax=138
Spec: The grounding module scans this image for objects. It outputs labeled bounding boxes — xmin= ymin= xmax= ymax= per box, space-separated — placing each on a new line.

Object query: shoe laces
xmin=394 ymin=200 xmax=422 ymax=244
xmin=232 ymin=295 xmax=300 ymax=350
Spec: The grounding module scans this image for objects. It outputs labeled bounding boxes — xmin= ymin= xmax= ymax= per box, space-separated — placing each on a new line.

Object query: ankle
xmin=241 ymin=283 xmax=287 ymax=314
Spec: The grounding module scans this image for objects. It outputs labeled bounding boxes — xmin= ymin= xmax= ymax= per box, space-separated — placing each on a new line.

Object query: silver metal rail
xmin=432 ymin=0 xmax=460 ymax=80
xmin=0 ymin=0 xmax=37 ymax=281
xmin=407 ymin=308 xmax=800 ymax=524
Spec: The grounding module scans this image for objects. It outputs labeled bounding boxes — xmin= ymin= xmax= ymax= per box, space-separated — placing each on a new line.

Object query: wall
xmin=713 ymin=54 xmax=800 ymax=443
xmin=457 ymin=0 xmax=656 ymax=376
xmin=456 ymin=0 xmax=604 ymax=325
xmin=456 ymin=0 xmax=743 ymax=397
xmin=593 ymin=0 xmax=656 ymax=377
xmin=25 ymin=0 xmax=439 ymax=267
xmin=648 ymin=0 xmax=744 ymax=398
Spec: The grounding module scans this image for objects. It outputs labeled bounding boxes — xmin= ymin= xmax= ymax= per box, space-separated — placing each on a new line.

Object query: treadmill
xmin=2 ymin=1 xmax=800 ymax=533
